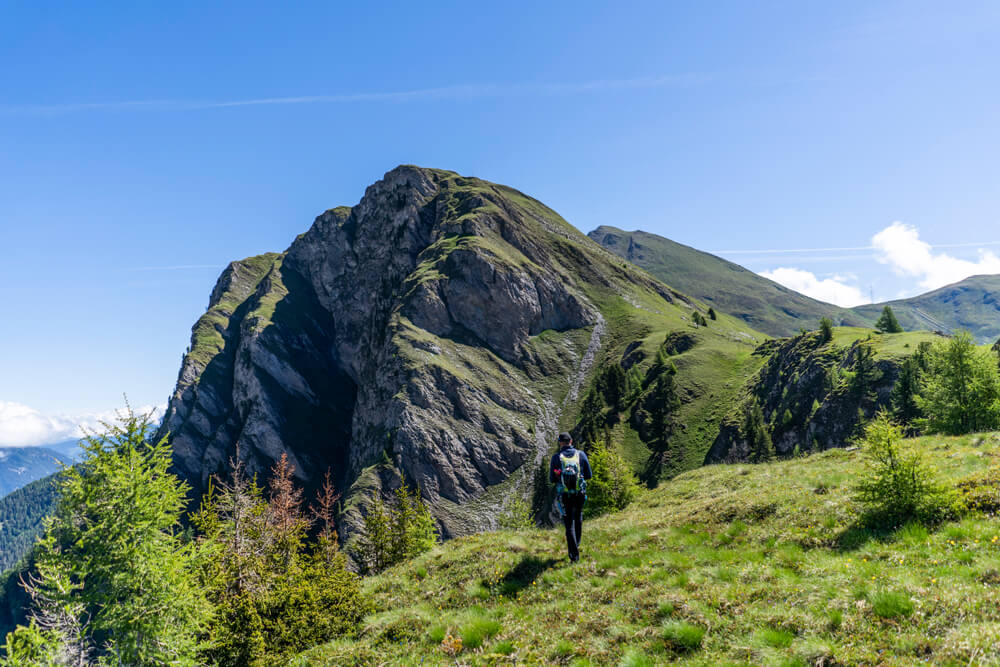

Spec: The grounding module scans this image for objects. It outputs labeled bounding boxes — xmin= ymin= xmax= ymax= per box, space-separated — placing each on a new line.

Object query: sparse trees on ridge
xmin=876 ymin=305 xmax=903 ymax=333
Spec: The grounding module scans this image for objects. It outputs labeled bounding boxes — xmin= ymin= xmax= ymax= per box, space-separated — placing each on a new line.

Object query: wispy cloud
xmin=0 ymin=75 xmax=706 ymax=116
xmin=121 ymin=264 xmax=224 ymax=271
xmin=0 ymin=401 xmax=166 ymax=448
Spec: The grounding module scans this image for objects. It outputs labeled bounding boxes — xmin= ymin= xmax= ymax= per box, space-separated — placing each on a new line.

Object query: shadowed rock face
xmin=159 ymin=166 xmax=620 ymax=538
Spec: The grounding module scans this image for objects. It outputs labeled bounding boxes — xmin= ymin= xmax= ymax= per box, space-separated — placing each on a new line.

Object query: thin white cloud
xmin=759 ymin=267 xmax=868 ymax=307
xmin=715 ymin=245 xmax=874 ymax=254
xmin=0 ymin=75 xmax=705 ymax=116
xmin=0 ymin=401 xmax=165 ymax=448
xmin=872 ymin=222 xmax=1000 ymax=291
xmin=122 ymin=264 xmax=224 ymax=271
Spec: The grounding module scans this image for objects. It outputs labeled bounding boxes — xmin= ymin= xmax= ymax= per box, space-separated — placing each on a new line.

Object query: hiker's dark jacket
xmin=549 ymin=446 xmax=593 ymax=485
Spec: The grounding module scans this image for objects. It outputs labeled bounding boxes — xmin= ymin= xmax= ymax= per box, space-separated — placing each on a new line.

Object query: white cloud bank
xmin=0 ymin=402 xmax=165 ymax=448
xmin=759 ymin=267 xmax=868 ymax=307
xmin=756 ymin=222 xmax=1000 ymax=306
xmin=872 ymin=221 xmax=1000 ymax=292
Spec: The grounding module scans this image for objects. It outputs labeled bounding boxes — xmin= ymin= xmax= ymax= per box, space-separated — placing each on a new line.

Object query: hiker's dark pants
xmin=561 ymin=493 xmax=585 ymax=561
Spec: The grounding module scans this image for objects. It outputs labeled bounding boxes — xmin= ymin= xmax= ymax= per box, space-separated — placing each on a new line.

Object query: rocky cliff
xmin=158 ymin=166 xmax=765 ymax=540
xmin=705 ymin=328 xmax=941 ymax=462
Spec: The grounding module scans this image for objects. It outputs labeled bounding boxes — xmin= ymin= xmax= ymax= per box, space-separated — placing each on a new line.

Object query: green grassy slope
xmin=851 ymin=275 xmax=1000 ymax=343
xmin=560 ymin=284 xmax=771 ymax=481
xmin=588 ymin=226 xmax=866 ymax=337
xmin=294 ymin=432 xmax=1000 ymax=666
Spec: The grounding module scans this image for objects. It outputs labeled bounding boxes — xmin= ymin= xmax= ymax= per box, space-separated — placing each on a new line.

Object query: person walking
xmin=550 ymin=432 xmax=592 ymax=562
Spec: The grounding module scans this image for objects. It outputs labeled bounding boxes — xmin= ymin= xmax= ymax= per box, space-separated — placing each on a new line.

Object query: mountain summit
xmin=158 ymin=167 xmax=764 ymax=540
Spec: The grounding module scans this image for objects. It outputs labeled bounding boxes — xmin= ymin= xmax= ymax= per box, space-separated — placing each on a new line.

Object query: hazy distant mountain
xmin=588 ymin=226 xmax=866 ymax=337
xmin=39 ymin=438 xmax=83 ymax=462
xmin=0 ymin=447 xmax=66 ymax=497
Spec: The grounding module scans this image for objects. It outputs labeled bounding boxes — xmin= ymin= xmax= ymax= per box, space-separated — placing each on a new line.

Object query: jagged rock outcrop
xmin=705 ymin=331 xmax=934 ymax=462
xmin=158 ymin=166 xmax=724 ymax=540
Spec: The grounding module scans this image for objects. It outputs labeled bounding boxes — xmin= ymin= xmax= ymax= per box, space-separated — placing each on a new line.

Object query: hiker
xmin=550 ymin=432 xmax=592 ymax=562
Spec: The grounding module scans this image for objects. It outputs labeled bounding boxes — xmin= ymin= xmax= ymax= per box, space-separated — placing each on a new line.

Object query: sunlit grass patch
xmin=757 ymin=626 xmax=795 ymax=648
xmin=870 ymin=590 xmax=914 ymax=619
xmin=662 ymin=620 xmax=705 ymax=652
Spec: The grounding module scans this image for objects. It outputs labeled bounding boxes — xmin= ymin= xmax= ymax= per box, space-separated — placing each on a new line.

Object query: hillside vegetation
xmin=0 ymin=474 xmax=58 ymax=572
xmin=295 ymin=432 xmax=1000 ymax=666
xmin=591 ymin=227 xmax=1000 ymax=344
xmin=588 ymin=226 xmax=865 ymax=337
xmin=706 ymin=327 xmax=942 ymax=462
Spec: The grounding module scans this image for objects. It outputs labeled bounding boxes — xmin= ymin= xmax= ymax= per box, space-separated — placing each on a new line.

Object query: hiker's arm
xmin=549 ymin=454 xmax=558 ymax=483
xmin=582 ymin=452 xmax=593 ymax=480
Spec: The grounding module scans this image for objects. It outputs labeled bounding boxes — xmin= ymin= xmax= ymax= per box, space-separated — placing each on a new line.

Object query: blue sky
xmin=3 ymin=1 xmax=1000 ymax=443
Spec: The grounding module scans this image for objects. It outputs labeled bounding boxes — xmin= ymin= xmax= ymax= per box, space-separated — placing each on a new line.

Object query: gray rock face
xmin=159 ymin=166 xmax=610 ymax=539
xmin=705 ymin=334 xmax=907 ymax=463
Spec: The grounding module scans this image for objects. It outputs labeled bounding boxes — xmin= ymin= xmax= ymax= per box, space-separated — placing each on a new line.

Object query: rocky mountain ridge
xmin=157 ymin=166 xmax=764 ymax=541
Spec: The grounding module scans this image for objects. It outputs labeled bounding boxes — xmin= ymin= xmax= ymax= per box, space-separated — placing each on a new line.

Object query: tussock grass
xmin=293 ymin=432 xmax=1000 ymax=665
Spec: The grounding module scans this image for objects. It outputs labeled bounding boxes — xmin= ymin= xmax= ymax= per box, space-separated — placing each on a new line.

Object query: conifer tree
xmin=599 ymin=363 xmax=629 ymax=411
xmin=625 ymin=365 xmax=643 ymax=404
xmin=584 ymin=440 xmax=640 ymax=518
xmin=707 ymin=307 xmax=717 ymax=320
xmin=577 ymin=386 xmax=605 ymax=446
xmin=649 ymin=369 xmax=681 ymax=443
xmin=10 ymin=408 xmax=209 ymax=666
xmin=267 ymin=453 xmax=309 ymax=570
xmin=191 ymin=455 xmax=272 ymax=666
xmin=355 ymin=496 xmax=393 ymax=575
xmin=819 ymin=317 xmax=834 ymax=344
xmin=891 ymin=355 xmax=923 ymax=433
xmin=875 ymin=305 xmax=903 ymax=333
xmin=310 ymin=469 xmax=342 ymax=564
xmin=397 ymin=483 xmax=438 ymax=559
xmin=849 ymin=343 xmax=882 ymax=404
xmin=743 ymin=401 xmax=775 ymax=463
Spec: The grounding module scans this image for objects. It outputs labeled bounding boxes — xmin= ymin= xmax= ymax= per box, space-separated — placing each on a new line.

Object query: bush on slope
xmin=294 ymin=431 xmax=1000 ymax=666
